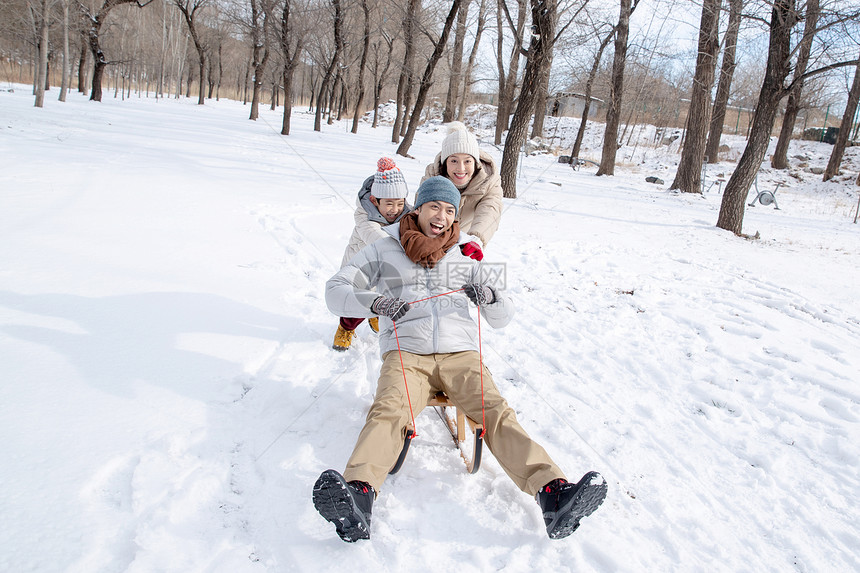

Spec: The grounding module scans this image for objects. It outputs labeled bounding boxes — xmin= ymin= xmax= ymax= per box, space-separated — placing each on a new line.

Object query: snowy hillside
xmin=1 ymin=86 xmax=859 ymax=573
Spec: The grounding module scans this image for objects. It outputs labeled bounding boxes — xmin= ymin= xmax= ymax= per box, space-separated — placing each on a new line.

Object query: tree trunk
xmin=392 ymin=0 xmax=419 ymax=143
xmin=530 ymin=55 xmax=552 ymax=139
xmin=571 ymin=26 xmax=614 ymax=159
xmin=705 ymin=0 xmax=742 ymax=164
xmin=34 ymin=0 xmax=50 ymax=108
xmin=596 ymin=0 xmax=633 ymax=176
xmin=85 ymin=0 xmax=144 ymax=102
xmin=717 ymin=0 xmax=798 ymax=235
xmin=499 ymin=0 xmax=556 ymax=197
xmin=78 ymin=31 xmax=89 ymax=94
xmin=279 ymin=0 xmax=304 ymax=135
xmin=669 ymin=0 xmax=720 ymax=192
xmin=370 ymin=36 xmax=394 ymax=129
xmin=249 ymin=0 xmax=270 ymax=120
xmin=315 ymin=0 xmax=342 ymax=130
xmin=175 ymin=1 xmax=208 ymax=106
xmin=457 ymin=0 xmax=487 ymax=121
xmin=823 ymin=55 xmax=860 ymax=181
xmin=771 ymin=0 xmax=819 ymax=169
xmin=351 ymin=0 xmax=370 ymax=134
xmin=396 ymin=0 xmax=462 ymax=157
xmin=59 ymin=0 xmax=70 ymax=102
xmin=444 ymin=0 xmax=469 ymax=123
xmin=494 ymin=0 xmax=526 ymax=145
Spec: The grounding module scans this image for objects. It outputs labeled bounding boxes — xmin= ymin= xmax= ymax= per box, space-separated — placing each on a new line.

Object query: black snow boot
xmin=313 ymin=469 xmax=374 ymax=542
xmin=536 ymin=471 xmax=607 ymax=539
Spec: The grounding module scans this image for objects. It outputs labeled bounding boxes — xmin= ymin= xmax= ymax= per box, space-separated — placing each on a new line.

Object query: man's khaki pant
xmin=343 ymin=350 xmax=565 ymax=496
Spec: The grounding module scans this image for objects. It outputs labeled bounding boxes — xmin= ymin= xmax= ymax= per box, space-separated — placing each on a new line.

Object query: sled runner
xmin=389 ymin=392 xmax=484 ymax=475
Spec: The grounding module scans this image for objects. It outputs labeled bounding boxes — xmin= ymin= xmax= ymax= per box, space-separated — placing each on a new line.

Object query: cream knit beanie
xmin=440 ymin=121 xmax=480 ymax=163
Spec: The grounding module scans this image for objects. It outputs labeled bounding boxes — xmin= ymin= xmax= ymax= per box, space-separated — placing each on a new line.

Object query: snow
xmin=2 ymin=85 xmax=860 ymax=573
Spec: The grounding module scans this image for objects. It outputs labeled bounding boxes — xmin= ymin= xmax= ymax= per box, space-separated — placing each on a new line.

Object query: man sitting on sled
xmin=315 ymin=176 xmax=607 ymax=542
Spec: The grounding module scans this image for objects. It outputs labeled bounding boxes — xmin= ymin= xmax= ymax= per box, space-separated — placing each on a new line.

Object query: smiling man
xmin=314 ymin=176 xmax=607 ymax=543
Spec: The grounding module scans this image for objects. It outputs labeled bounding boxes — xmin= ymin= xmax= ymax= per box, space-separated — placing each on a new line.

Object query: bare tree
xmin=823 ymin=54 xmax=860 ymax=181
xmin=174 ymin=0 xmax=210 ymax=105
xmin=369 ymin=29 xmax=395 ymax=128
xmin=669 ymin=0 xmax=720 ymax=193
xmin=596 ymin=0 xmax=636 ymax=176
xmin=716 ymin=1 xmax=860 ymax=235
xmin=313 ymin=0 xmax=341 ymax=130
xmin=350 ymin=0 xmax=370 ymax=134
xmin=396 ymin=0 xmax=462 ymax=157
xmin=59 ymin=0 xmax=71 ymax=101
xmin=771 ymin=0 xmax=819 ymax=169
xmin=80 ymin=0 xmax=153 ymax=101
xmin=530 ymin=51 xmax=551 ymax=139
xmin=571 ymin=22 xmax=614 ymax=159
xmin=494 ymin=0 xmax=526 ymax=145
xmin=457 ymin=0 xmax=488 ymax=121
xmin=276 ymin=0 xmax=305 ymax=134
xmin=392 ymin=0 xmax=419 ymax=143
xmin=705 ymin=0 xmax=742 ymax=164
xmin=34 ymin=0 xmax=50 ymax=107
xmin=249 ymin=0 xmax=271 ymax=120
xmin=443 ymin=0 xmax=469 ymax=123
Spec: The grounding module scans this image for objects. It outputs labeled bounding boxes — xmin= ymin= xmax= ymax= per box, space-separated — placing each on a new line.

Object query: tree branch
xmin=788 ymin=58 xmax=860 ymax=92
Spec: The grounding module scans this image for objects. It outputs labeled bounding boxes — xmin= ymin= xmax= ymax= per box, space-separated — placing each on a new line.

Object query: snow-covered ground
xmin=1 ymin=86 xmax=859 ymax=572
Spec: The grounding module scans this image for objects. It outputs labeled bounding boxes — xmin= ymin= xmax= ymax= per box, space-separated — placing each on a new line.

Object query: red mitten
xmin=460 ymin=241 xmax=484 ymax=261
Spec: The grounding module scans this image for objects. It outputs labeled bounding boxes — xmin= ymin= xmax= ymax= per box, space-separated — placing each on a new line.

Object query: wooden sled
xmin=389 ymin=392 xmax=484 ymax=475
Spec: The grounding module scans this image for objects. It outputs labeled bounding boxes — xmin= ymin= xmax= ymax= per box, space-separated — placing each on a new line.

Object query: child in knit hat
xmin=421 ymin=122 xmax=503 ymax=252
xmin=333 ymin=157 xmax=412 ymax=351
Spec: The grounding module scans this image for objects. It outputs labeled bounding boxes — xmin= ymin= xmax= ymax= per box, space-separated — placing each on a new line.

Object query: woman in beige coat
xmin=421 ymin=122 xmax=503 ymax=249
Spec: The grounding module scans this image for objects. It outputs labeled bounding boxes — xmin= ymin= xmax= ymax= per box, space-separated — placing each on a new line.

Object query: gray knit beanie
xmin=371 ymin=157 xmax=410 ymax=199
xmin=440 ymin=121 xmax=480 ymax=163
xmin=414 ymin=176 xmax=460 ymax=216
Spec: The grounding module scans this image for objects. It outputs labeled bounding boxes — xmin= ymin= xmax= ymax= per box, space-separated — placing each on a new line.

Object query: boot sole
xmin=545 ymin=471 xmax=607 ymax=539
xmin=313 ymin=469 xmax=370 ymax=542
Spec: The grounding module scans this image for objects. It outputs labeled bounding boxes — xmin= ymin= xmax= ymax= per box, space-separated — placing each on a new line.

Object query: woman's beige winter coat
xmin=422 ymin=150 xmax=503 ymax=246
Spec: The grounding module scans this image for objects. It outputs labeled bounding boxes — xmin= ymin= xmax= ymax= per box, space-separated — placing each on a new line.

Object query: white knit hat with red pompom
xmin=371 ymin=157 xmax=410 ymax=199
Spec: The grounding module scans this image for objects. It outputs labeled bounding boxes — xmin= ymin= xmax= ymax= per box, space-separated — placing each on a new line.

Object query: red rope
xmin=410 ymin=288 xmax=464 ymax=305
xmin=392 ymin=320 xmax=418 ymax=437
xmin=476 ymin=304 xmax=486 ymax=432
xmin=391 ymin=287 xmax=487 ymax=439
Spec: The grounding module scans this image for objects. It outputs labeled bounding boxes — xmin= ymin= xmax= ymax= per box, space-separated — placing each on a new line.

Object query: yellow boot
xmin=369 ymin=317 xmax=379 ymax=333
xmin=332 ymin=325 xmax=355 ymax=351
